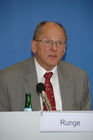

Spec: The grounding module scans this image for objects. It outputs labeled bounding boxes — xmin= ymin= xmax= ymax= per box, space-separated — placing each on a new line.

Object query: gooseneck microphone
xmin=36 ymin=83 xmax=52 ymax=111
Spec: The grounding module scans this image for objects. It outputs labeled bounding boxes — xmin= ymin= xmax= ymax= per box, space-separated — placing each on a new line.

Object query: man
xmin=0 ymin=21 xmax=91 ymax=111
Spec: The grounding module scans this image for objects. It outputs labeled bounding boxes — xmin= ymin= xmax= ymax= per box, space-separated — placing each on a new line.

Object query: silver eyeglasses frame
xmin=34 ymin=39 xmax=66 ymax=49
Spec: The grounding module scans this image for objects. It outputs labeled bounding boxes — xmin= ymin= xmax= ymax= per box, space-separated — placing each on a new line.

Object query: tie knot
xmin=44 ymin=72 xmax=53 ymax=80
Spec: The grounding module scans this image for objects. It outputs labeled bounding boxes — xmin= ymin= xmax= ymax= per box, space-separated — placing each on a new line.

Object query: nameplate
xmin=40 ymin=111 xmax=93 ymax=132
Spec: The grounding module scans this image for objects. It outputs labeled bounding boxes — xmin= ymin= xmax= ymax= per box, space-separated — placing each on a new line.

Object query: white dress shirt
xmin=34 ymin=58 xmax=62 ymax=111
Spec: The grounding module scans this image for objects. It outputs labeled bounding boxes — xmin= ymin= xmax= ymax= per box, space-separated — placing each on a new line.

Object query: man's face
xmin=32 ymin=23 xmax=66 ymax=71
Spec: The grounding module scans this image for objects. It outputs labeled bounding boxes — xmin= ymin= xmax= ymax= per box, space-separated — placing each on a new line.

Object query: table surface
xmin=0 ymin=111 xmax=93 ymax=140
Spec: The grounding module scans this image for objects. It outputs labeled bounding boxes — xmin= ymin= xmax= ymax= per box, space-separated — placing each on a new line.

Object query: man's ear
xmin=31 ymin=40 xmax=37 ymax=53
xmin=63 ymin=44 xmax=67 ymax=55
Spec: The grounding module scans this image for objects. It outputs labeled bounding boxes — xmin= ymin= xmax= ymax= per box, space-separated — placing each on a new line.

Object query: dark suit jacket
xmin=0 ymin=57 xmax=91 ymax=111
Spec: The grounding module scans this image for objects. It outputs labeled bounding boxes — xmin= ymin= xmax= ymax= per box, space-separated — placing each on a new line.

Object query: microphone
xmin=36 ymin=83 xmax=52 ymax=111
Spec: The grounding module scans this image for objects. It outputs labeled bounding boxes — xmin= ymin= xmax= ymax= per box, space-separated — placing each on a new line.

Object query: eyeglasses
xmin=35 ymin=39 xmax=66 ymax=49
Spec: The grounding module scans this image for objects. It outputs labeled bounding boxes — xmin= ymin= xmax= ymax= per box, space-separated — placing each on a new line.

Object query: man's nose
xmin=52 ymin=42 xmax=57 ymax=51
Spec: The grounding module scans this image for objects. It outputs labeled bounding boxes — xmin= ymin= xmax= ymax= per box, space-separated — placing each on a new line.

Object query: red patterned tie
xmin=43 ymin=72 xmax=56 ymax=111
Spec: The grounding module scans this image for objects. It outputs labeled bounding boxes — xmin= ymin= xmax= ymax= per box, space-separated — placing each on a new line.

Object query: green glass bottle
xmin=24 ymin=93 xmax=32 ymax=111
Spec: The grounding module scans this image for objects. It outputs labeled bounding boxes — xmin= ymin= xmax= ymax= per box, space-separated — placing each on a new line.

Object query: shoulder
xmin=0 ymin=57 xmax=34 ymax=77
xmin=58 ymin=60 xmax=88 ymax=78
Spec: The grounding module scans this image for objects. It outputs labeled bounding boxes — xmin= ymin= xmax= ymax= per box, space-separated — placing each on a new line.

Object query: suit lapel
xmin=23 ymin=58 xmax=41 ymax=111
xmin=58 ymin=61 xmax=74 ymax=110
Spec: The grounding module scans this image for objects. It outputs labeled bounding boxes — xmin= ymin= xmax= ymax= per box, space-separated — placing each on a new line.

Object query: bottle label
xmin=24 ymin=107 xmax=32 ymax=111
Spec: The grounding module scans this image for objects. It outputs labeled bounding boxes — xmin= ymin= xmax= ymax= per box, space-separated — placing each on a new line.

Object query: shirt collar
xmin=34 ymin=57 xmax=57 ymax=81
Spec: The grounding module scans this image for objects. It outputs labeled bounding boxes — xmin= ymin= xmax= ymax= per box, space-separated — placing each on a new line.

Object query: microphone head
xmin=36 ymin=83 xmax=45 ymax=95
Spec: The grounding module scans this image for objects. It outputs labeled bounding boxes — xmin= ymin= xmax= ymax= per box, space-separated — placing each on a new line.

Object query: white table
xmin=0 ymin=111 xmax=93 ymax=140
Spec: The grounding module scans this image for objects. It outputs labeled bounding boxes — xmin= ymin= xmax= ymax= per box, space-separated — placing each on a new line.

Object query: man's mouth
xmin=48 ymin=54 xmax=57 ymax=58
